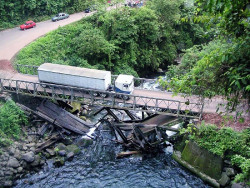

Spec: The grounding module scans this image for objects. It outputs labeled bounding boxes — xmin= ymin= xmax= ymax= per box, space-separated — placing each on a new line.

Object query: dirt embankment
xmin=0 ymin=60 xmax=16 ymax=72
xmin=201 ymin=113 xmax=250 ymax=131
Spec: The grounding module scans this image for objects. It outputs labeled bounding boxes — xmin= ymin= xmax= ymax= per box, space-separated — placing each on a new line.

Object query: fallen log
xmin=35 ymin=133 xmax=63 ymax=153
xmin=116 ymin=151 xmax=141 ymax=159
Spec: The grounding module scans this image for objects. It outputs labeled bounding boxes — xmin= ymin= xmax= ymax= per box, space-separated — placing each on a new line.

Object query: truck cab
xmin=114 ymin=74 xmax=134 ymax=94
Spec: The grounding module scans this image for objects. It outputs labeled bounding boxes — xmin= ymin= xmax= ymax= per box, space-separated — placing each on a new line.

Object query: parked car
xmin=20 ymin=21 xmax=36 ymax=30
xmin=52 ymin=13 xmax=69 ymax=22
xmin=85 ymin=5 xmax=97 ymax=13
xmin=84 ymin=8 xmax=91 ymax=13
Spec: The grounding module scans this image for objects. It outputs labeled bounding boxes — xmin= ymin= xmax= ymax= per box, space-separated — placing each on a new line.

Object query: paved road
xmin=0 ymin=11 xmax=94 ymax=60
xmin=0 ymin=4 xmax=121 ymax=61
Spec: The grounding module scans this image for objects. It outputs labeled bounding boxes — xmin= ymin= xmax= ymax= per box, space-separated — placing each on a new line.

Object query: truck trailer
xmin=38 ymin=63 xmax=134 ymax=97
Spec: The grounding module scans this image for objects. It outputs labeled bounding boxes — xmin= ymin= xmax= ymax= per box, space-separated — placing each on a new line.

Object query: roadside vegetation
xmin=160 ymin=0 xmax=250 ymax=113
xmin=15 ymin=0 xmax=210 ymax=77
xmin=0 ymin=100 xmax=28 ymax=153
xmin=181 ymin=123 xmax=250 ymax=184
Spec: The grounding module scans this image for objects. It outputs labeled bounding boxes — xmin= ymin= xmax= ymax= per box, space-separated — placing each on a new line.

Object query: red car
xmin=20 ymin=21 xmax=36 ymax=30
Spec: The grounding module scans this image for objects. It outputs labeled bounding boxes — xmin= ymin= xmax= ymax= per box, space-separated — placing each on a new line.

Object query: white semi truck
xmin=38 ymin=63 xmax=134 ymax=98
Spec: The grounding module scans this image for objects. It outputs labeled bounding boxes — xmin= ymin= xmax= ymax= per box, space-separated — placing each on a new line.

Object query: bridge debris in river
xmin=17 ymin=98 xmax=187 ymax=154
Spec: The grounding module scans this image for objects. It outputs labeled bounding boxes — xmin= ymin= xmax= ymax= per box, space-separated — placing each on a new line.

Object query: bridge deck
xmin=0 ymin=70 xmax=203 ymax=118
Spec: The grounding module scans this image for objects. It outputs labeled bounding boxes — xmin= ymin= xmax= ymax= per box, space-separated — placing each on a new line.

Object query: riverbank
xmin=172 ymin=123 xmax=250 ymax=187
xmin=0 ymin=94 xmax=93 ymax=187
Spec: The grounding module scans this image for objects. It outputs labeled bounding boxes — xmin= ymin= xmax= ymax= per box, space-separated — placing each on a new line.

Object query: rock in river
xmin=7 ymin=157 xmax=20 ymax=168
xmin=22 ymin=151 xmax=35 ymax=163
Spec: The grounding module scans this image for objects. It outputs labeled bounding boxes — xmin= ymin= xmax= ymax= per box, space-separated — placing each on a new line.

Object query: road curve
xmin=0 ymin=4 xmax=121 ymax=61
xmin=0 ymin=11 xmax=95 ymax=61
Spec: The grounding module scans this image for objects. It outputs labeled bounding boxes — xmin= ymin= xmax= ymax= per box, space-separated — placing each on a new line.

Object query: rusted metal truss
xmin=0 ymin=77 xmax=203 ymax=118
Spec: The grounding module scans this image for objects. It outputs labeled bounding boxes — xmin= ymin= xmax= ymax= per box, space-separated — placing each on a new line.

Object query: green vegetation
xmin=0 ymin=100 xmax=28 ymax=147
xmin=160 ymin=0 xmax=250 ymax=112
xmin=181 ymin=123 xmax=250 ymax=184
xmin=0 ymin=0 xmax=110 ymax=30
xmin=164 ymin=37 xmax=250 ymax=110
xmin=15 ymin=0 xmax=208 ymax=77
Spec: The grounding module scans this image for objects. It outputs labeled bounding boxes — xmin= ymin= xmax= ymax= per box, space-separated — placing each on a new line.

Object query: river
xmin=14 ymin=121 xmax=210 ymax=188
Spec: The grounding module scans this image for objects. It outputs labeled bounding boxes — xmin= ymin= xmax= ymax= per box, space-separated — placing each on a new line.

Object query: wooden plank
xmin=35 ymin=133 xmax=62 ymax=153
xmin=37 ymin=100 xmax=94 ymax=134
xmin=116 ymin=151 xmax=141 ymax=159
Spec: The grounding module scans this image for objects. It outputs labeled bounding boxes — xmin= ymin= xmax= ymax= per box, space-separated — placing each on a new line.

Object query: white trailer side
xmin=38 ymin=63 xmax=111 ymax=90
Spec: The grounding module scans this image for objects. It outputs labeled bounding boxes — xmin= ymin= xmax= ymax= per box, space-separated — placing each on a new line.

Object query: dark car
xmin=20 ymin=21 xmax=36 ymax=30
xmin=84 ymin=5 xmax=97 ymax=13
xmin=52 ymin=13 xmax=69 ymax=22
xmin=84 ymin=8 xmax=91 ymax=13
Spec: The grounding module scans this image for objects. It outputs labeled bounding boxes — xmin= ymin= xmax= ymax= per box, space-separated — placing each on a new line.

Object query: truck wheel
xmin=100 ymin=93 xmax=108 ymax=98
xmin=93 ymin=92 xmax=98 ymax=97
xmin=41 ymin=84 xmax=47 ymax=88
xmin=122 ymin=95 xmax=129 ymax=100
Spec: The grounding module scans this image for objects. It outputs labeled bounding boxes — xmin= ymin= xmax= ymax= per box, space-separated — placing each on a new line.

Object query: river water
xmin=14 ymin=77 xmax=210 ymax=188
xmin=15 ymin=122 xmax=210 ymax=188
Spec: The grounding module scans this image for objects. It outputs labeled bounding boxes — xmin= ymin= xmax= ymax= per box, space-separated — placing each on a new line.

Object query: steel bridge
xmin=0 ymin=64 xmax=204 ymax=119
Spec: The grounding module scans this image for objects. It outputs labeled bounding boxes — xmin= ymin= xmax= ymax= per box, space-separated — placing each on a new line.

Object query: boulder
xmin=219 ymin=172 xmax=230 ymax=187
xmin=225 ymin=168 xmax=235 ymax=177
xmin=66 ymin=152 xmax=75 ymax=161
xmin=54 ymin=157 xmax=65 ymax=167
xmin=7 ymin=157 xmax=20 ymax=168
xmin=66 ymin=144 xmax=80 ymax=154
xmin=26 ymin=143 xmax=36 ymax=147
xmin=22 ymin=145 xmax=28 ymax=151
xmin=58 ymin=150 xmax=66 ymax=156
xmin=9 ymin=147 xmax=15 ymax=156
xmin=0 ymin=171 xmax=4 ymax=177
xmin=4 ymin=170 xmax=13 ymax=176
xmin=157 ymin=68 xmax=164 ymax=73
xmin=22 ymin=151 xmax=35 ymax=163
xmin=76 ymin=137 xmax=93 ymax=147
xmin=4 ymin=180 xmax=12 ymax=187
xmin=46 ymin=149 xmax=55 ymax=156
xmin=31 ymin=155 xmax=41 ymax=167
xmin=62 ymin=138 xmax=73 ymax=145
xmin=27 ymin=136 xmax=34 ymax=143
xmin=17 ymin=167 xmax=23 ymax=173
xmin=30 ymin=147 xmax=36 ymax=152
xmin=14 ymin=149 xmax=21 ymax=160
xmin=56 ymin=143 xmax=66 ymax=151
xmin=231 ymin=183 xmax=246 ymax=188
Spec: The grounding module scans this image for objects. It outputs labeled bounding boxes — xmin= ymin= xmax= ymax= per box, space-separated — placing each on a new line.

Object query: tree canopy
xmin=16 ymin=0 xmax=207 ymax=77
xmin=162 ymin=0 xmax=250 ymax=113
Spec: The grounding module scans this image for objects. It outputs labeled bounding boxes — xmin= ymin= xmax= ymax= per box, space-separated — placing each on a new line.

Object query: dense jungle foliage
xmin=0 ymin=100 xmax=28 ymax=153
xmin=160 ymin=0 xmax=250 ymax=112
xmin=15 ymin=0 xmax=210 ymax=77
xmin=182 ymin=124 xmax=250 ymax=184
xmin=0 ymin=0 xmax=107 ymax=30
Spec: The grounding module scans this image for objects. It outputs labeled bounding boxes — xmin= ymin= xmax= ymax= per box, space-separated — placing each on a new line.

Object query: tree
xmin=195 ymin=0 xmax=249 ymax=37
xmin=163 ymin=0 xmax=250 ymax=113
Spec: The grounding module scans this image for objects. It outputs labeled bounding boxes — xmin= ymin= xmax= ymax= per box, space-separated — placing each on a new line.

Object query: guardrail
xmin=0 ymin=78 xmax=203 ymax=118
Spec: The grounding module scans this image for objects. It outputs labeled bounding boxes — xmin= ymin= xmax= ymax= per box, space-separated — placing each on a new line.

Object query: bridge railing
xmin=0 ymin=78 xmax=203 ymax=118
xmin=14 ymin=64 xmax=203 ymax=95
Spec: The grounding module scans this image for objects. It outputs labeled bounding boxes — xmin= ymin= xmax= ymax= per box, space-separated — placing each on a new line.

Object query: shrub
xmin=0 ymin=100 xmax=28 ymax=146
xmin=182 ymin=123 xmax=250 ymax=183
